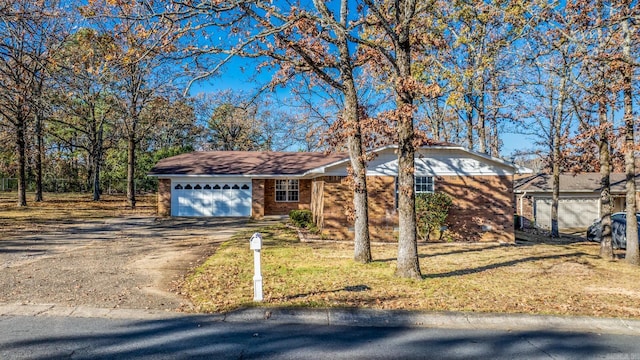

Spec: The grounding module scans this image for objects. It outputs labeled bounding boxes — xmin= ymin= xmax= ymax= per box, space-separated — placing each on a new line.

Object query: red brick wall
xmin=263 ymin=179 xmax=312 ymax=215
xmin=251 ymin=179 xmax=265 ymax=219
xmin=366 ymin=176 xmax=398 ymax=241
xmin=315 ymin=175 xmax=515 ymax=243
xmin=311 ymin=179 xmax=324 ymax=226
xmin=157 ymin=179 xmax=171 ymax=216
xmin=437 ymin=175 xmax=514 ymax=242
xmin=316 ymin=176 xmax=398 ymax=242
xmin=318 ymin=176 xmax=352 ymax=240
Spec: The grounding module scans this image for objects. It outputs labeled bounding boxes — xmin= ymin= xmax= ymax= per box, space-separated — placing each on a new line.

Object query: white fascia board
xmin=301 ymin=157 xmax=351 ymax=176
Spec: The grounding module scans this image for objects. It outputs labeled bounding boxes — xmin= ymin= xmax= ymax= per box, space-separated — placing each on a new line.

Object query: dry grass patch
xmin=182 ymin=224 xmax=640 ymax=318
xmin=0 ymin=192 xmax=155 ymax=231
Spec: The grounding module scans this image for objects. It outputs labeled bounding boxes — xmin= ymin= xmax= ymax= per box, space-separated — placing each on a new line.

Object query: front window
xmin=275 ymin=179 xmax=299 ymax=202
xmin=395 ymin=176 xmax=435 ymax=208
xmin=415 ymin=176 xmax=434 ymax=194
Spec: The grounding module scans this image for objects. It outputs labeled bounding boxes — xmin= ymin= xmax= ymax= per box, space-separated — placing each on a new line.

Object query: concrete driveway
xmin=0 ymin=217 xmax=277 ymax=312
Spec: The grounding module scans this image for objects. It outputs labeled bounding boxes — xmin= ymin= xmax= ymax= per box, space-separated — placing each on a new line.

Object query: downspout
xmin=519 ymin=191 xmax=528 ymax=229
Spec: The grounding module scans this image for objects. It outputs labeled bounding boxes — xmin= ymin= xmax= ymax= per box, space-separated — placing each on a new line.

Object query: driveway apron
xmin=0 ymin=217 xmax=278 ymax=312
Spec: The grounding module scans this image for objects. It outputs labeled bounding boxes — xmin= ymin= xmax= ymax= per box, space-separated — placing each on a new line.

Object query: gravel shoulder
xmin=0 ymin=217 xmax=273 ymax=312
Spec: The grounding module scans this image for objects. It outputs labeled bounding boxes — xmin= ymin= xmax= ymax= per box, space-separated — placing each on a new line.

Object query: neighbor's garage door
xmin=171 ymin=182 xmax=252 ymax=217
xmin=534 ymin=197 xmax=599 ymax=230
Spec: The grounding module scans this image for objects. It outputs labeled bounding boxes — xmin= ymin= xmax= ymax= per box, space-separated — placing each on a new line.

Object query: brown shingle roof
xmin=515 ymin=173 xmax=640 ymax=194
xmin=148 ymin=151 xmax=348 ymax=176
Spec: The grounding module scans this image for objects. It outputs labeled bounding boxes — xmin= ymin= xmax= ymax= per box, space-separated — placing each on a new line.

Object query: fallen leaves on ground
xmin=181 ymin=224 xmax=640 ymax=319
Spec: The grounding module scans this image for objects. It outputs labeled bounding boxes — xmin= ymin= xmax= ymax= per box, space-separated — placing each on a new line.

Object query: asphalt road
xmin=1 ymin=314 xmax=640 ymax=359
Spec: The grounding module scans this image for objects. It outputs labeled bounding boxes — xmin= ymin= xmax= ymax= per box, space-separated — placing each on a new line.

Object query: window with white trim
xmin=395 ymin=176 xmax=435 ymax=208
xmin=415 ymin=176 xmax=434 ymax=194
xmin=275 ymin=179 xmax=299 ymax=202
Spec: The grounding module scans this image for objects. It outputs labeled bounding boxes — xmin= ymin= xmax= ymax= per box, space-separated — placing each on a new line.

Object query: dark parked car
xmin=587 ymin=212 xmax=640 ymax=249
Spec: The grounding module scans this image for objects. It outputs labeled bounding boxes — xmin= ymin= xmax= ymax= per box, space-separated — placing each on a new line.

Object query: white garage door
xmin=534 ymin=198 xmax=599 ymax=229
xmin=171 ymin=182 xmax=252 ymax=217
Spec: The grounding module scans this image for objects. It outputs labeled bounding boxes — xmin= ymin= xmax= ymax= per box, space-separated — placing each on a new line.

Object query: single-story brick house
xmin=149 ymin=144 xmax=527 ymax=242
xmin=515 ymin=173 xmax=640 ymax=230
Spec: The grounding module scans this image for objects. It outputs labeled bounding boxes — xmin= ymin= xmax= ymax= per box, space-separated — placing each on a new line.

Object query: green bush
xmin=415 ymin=192 xmax=453 ymax=242
xmin=290 ymin=209 xmax=313 ymax=228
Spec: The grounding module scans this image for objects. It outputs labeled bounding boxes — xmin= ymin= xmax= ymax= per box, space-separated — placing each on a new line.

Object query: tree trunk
xmin=92 ymin=124 xmax=104 ymax=201
xmin=551 ymin=161 xmax=560 ymax=238
xmin=34 ymin=112 xmax=44 ymax=202
xmin=127 ymin=134 xmax=136 ymax=208
xmin=16 ymin=117 xmax=27 ymax=207
xmin=622 ymin=17 xmax=638 ymax=265
xmin=465 ymin=96 xmax=474 ymax=151
xmin=395 ymin=25 xmax=421 ymax=280
xmin=337 ymin=23 xmax=371 ymax=263
xmin=489 ymin=76 xmax=501 ymax=156
xmin=478 ymin=80 xmax=487 ymax=154
xmin=93 ymin=154 xmax=101 ymax=201
xmin=346 ymin=107 xmax=371 ymax=264
xmin=598 ymin=101 xmax=613 ymax=259
xmin=551 ymin=73 xmax=567 ymax=238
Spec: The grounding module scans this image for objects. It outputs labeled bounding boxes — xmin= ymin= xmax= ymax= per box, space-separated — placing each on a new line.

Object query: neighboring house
xmin=149 ymin=144 xmax=526 ymax=243
xmin=515 ymin=173 xmax=640 ymax=230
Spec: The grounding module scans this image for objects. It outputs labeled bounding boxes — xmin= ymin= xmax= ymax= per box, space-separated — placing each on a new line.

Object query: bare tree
xmin=621 ymin=12 xmax=638 ymax=264
xmin=358 ymin=0 xmax=439 ymax=278
xmin=50 ymin=28 xmax=118 ymax=201
xmin=0 ymin=0 xmax=63 ymax=205
xmin=82 ymin=0 xmax=181 ymax=208
xmin=167 ymin=0 xmax=374 ymax=263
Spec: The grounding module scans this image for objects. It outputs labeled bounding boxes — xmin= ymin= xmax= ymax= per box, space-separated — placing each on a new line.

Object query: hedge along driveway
xmin=180 ymin=224 xmax=640 ymax=319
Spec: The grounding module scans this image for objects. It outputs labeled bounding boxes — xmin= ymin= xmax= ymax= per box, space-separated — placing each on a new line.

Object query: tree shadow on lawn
xmin=372 ymin=250 xmax=595 ymax=280
xmin=423 ymin=252 xmax=591 ymax=279
xmin=285 ymin=284 xmax=372 ymax=301
xmin=373 ymin=244 xmax=508 ymax=263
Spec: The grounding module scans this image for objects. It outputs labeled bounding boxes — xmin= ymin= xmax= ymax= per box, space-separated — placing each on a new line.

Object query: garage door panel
xmin=224 ymin=189 xmax=251 ymax=216
xmin=534 ymin=199 xmax=551 ymax=229
xmin=177 ymin=192 xmax=197 ymax=216
xmin=192 ymin=190 xmax=212 ymax=216
xmin=558 ymin=198 xmax=599 ymax=229
xmin=535 ymin=198 xmax=599 ymax=230
xmin=211 ymin=189 xmax=228 ymax=216
xmin=172 ymin=182 xmax=252 ymax=217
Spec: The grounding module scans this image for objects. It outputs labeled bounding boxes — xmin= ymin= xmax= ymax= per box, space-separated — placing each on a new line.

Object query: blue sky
xmin=191 ymin=63 xmax=536 ymax=160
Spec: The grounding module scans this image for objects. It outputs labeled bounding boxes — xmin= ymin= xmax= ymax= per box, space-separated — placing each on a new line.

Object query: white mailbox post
xmin=249 ymin=232 xmax=263 ymax=302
